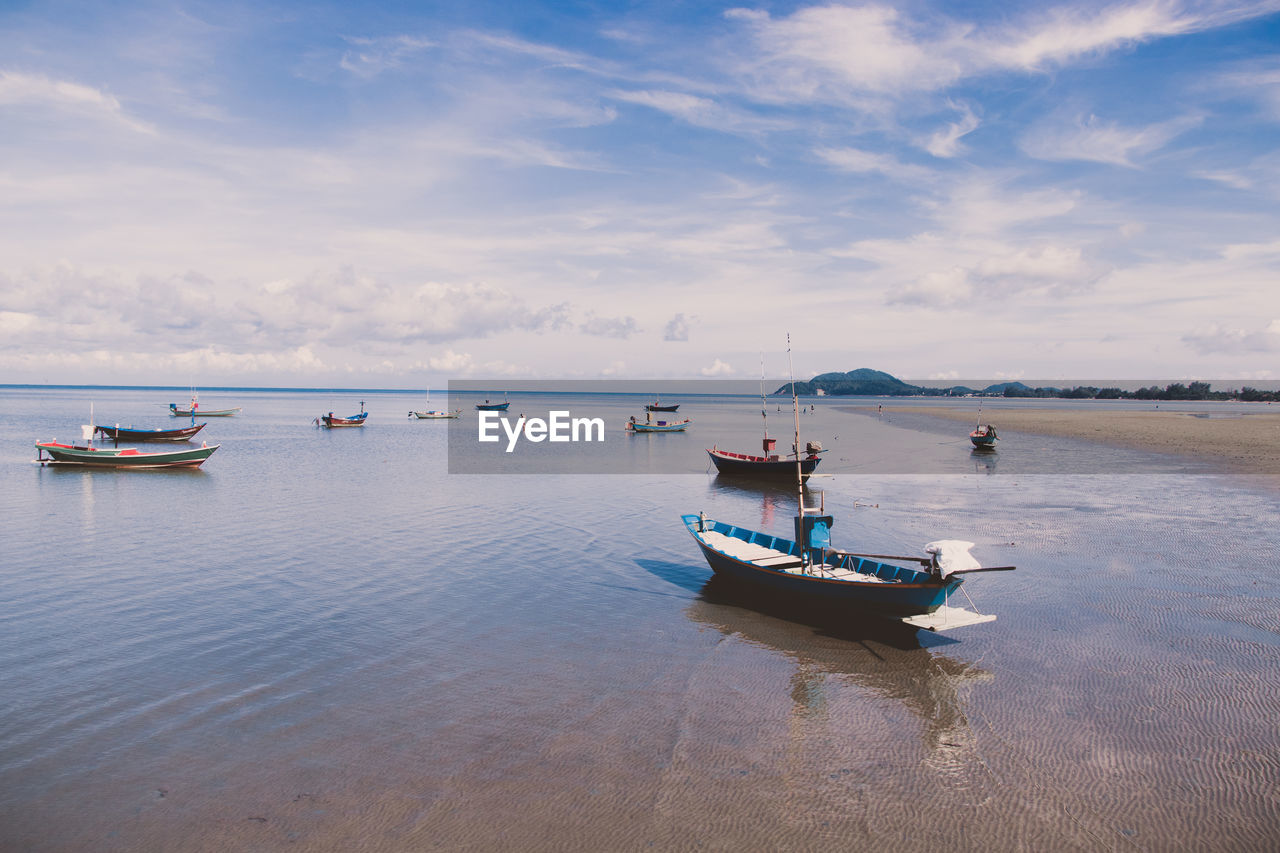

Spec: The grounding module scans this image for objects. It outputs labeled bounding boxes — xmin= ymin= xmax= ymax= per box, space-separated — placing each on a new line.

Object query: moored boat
xmin=410 ymin=392 xmax=459 ymax=419
xmin=684 ymin=337 xmax=1013 ymax=632
xmin=96 ymin=422 xmax=208 ymax=442
xmin=708 ymin=443 xmax=822 ymax=481
xmin=970 ymin=423 xmax=998 ymax=448
xmin=707 ymin=357 xmax=825 ymax=481
xmin=168 ymin=391 xmax=240 ymax=417
xmin=646 ymin=395 xmax=679 ymax=412
xmin=476 ymin=394 xmax=510 ymax=411
xmin=35 ymin=441 xmax=219 ymax=468
xmin=627 ymin=415 xmax=691 ymax=432
xmin=317 ymin=402 xmax=369 ymax=428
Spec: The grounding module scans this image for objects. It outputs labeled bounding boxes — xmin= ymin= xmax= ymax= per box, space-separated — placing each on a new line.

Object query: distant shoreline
xmin=879 ymin=406 xmax=1280 ymax=474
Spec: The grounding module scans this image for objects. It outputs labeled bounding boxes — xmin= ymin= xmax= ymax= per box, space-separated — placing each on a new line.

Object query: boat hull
xmin=96 ymin=423 xmax=207 ymax=442
xmin=475 ymin=402 xmax=510 ymax=411
xmin=321 ymin=413 xmax=368 ymax=427
xmin=683 ymin=514 xmax=957 ymax=617
xmin=169 ymin=405 xmax=239 ymax=417
xmin=969 ymin=434 xmax=997 ymax=448
xmin=629 ymin=420 xmax=690 ymax=432
xmin=36 ymin=442 xmax=219 ymax=468
xmin=411 ymin=411 xmax=459 ymax=419
xmin=708 ymin=449 xmax=820 ymax=481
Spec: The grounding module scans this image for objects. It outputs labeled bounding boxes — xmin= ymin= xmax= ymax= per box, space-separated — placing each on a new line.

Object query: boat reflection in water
xmin=687 ymin=574 xmax=994 ymax=777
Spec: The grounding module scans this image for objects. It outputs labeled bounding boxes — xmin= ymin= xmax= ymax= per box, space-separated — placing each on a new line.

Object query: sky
xmin=1 ymin=0 xmax=1278 ymax=387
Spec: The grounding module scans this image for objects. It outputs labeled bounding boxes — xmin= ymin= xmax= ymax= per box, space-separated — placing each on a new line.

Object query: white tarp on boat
xmin=923 ymin=540 xmax=980 ymax=578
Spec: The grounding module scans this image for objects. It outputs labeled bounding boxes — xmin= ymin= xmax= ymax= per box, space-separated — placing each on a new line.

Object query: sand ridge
xmin=881 ymin=407 xmax=1280 ymax=474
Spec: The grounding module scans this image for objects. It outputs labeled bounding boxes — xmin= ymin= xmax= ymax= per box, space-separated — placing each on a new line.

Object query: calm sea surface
xmin=1 ymin=387 xmax=1277 ymax=850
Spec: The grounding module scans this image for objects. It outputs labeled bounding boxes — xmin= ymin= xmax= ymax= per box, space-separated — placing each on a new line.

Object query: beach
xmin=881 ymin=406 xmax=1280 ymax=474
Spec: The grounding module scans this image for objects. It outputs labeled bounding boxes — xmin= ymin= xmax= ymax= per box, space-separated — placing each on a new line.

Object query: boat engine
xmin=805 ymin=440 xmax=823 ymax=457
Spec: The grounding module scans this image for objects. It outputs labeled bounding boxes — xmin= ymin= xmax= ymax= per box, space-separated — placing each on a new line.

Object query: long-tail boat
xmin=35 ymin=441 xmax=219 ymax=468
xmin=475 ymin=393 xmax=510 ymax=411
xmin=627 ymin=415 xmax=691 ymax=432
xmin=707 ymin=356 xmax=825 ymax=481
xmin=317 ymin=402 xmax=369 ymax=428
xmin=410 ymin=392 xmax=459 ymax=419
xmin=969 ymin=423 xmax=998 ymax=448
xmin=684 ymin=337 xmax=1014 ymax=632
xmin=168 ymin=391 xmax=240 ymax=417
xmin=95 ymin=422 xmax=207 ymax=442
xmin=645 ymin=394 xmax=679 ymax=412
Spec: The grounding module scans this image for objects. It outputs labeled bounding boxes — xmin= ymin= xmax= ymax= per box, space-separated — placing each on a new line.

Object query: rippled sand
xmin=884 ymin=406 xmax=1280 ymax=473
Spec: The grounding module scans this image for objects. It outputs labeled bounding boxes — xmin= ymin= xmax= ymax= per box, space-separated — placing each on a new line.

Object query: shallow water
xmin=1 ymin=388 xmax=1277 ymax=850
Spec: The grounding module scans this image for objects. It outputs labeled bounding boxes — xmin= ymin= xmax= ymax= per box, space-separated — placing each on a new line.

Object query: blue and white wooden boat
xmin=476 ymin=393 xmax=510 ymax=411
xmin=628 ymin=416 xmax=691 ymax=432
xmin=682 ymin=513 xmax=1011 ymax=630
xmin=684 ymin=338 xmax=1013 ymax=632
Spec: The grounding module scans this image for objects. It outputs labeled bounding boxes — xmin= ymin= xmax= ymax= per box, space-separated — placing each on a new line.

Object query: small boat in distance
xmin=96 ymin=422 xmax=208 ymax=442
xmin=317 ymin=402 xmax=369 ymax=428
xmin=970 ymin=422 xmax=998 ymax=449
xmin=476 ymin=393 xmax=510 ymax=411
xmin=628 ymin=414 xmax=691 ymax=432
xmin=684 ymin=336 xmax=1014 ymax=632
xmin=36 ymin=441 xmax=219 ymax=468
xmin=646 ymin=394 xmax=679 ymax=412
xmin=169 ymin=391 xmax=240 ymax=417
xmin=708 ymin=356 xmax=825 ymax=481
xmin=411 ymin=391 xmax=460 ymax=419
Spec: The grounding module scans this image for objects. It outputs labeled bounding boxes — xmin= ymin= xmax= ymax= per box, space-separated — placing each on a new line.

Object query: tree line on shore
xmin=779 ymin=369 xmax=1278 ymax=402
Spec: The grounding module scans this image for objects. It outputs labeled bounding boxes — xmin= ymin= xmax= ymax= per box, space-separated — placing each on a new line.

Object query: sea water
xmin=1 ymin=387 xmax=1277 ymax=850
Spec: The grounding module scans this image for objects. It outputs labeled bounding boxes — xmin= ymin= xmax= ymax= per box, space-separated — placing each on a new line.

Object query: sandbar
xmin=879 ymin=406 xmax=1280 ymax=474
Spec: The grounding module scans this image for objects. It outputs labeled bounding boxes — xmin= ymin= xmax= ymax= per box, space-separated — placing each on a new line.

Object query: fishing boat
xmin=627 ymin=415 xmax=691 ymax=432
xmin=35 ymin=441 xmax=219 ymax=468
xmin=683 ymin=338 xmax=1013 ymax=632
xmin=476 ymin=393 xmax=510 ymax=411
xmin=970 ymin=423 xmax=998 ymax=449
xmin=646 ymin=395 xmax=679 ymax=413
xmin=317 ymin=402 xmax=369 ymax=428
xmin=410 ymin=392 xmax=460 ymax=419
xmin=707 ymin=357 xmax=825 ymax=481
xmin=168 ymin=390 xmax=240 ymax=417
xmin=708 ymin=443 xmax=823 ymax=481
xmin=95 ymin=422 xmax=207 ymax=442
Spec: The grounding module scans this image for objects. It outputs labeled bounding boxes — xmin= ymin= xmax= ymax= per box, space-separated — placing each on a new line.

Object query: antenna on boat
xmin=760 ymin=353 xmax=770 ymax=454
xmin=787 ymin=334 xmax=803 ymax=520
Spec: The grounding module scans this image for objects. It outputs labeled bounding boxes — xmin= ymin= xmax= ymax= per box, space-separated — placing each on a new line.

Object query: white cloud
xmin=700 ymin=358 xmax=734 ymax=376
xmin=339 ymin=35 xmax=435 ymax=78
xmin=663 ymin=313 xmax=690 ymax=341
xmin=1182 ymin=321 xmax=1280 ymax=354
xmin=579 ymin=314 xmax=639 ymax=338
xmin=724 ymin=2 xmax=1280 ymax=101
xmin=0 ymin=71 xmax=153 ymax=133
xmin=1020 ymin=111 xmax=1203 ymax=166
xmin=924 ymin=101 xmax=980 ymax=158
xmin=815 ymin=146 xmax=934 ymax=182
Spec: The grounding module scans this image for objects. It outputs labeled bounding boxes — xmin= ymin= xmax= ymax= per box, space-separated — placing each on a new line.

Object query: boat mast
xmin=760 ymin=353 xmax=769 ymax=452
xmin=787 ymin=334 xmax=803 ymax=522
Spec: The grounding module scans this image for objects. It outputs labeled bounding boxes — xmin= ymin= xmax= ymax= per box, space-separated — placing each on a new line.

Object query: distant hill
xmin=778 ymin=368 xmax=951 ymax=397
xmin=774 ymin=372 xmax=1278 ymax=401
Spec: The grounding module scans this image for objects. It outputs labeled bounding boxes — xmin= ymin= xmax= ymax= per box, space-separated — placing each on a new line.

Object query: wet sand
xmin=882 ymin=406 xmax=1280 ymax=474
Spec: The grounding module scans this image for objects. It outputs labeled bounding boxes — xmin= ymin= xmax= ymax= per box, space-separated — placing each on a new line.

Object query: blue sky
xmin=1 ymin=0 xmax=1278 ymax=386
